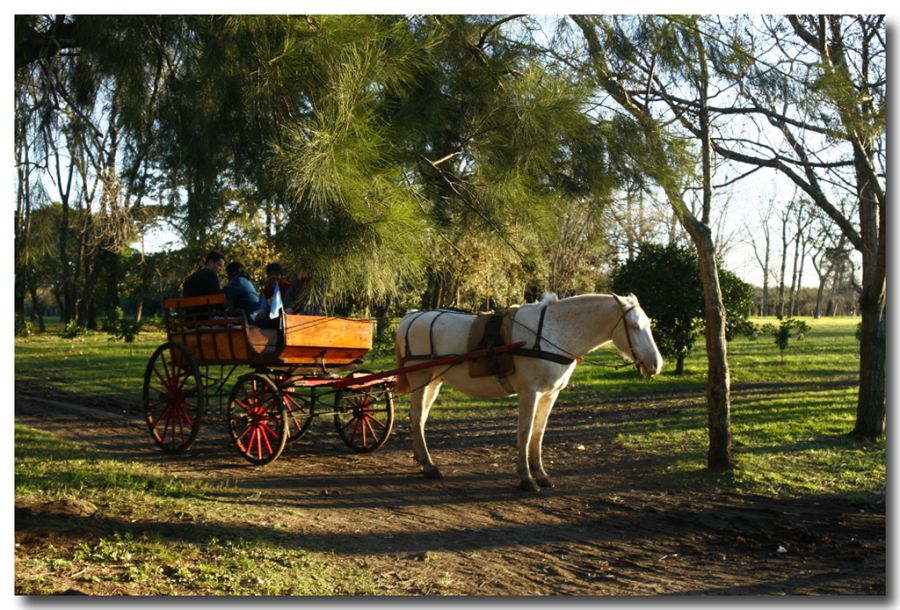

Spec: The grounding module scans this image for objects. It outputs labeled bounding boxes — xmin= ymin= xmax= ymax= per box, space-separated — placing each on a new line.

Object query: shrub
xmin=760 ymin=318 xmax=811 ymax=363
xmin=60 ymin=320 xmax=88 ymax=339
xmin=103 ymin=307 xmax=142 ymax=343
xmin=15 ymin=314 xmax=33 ymax=337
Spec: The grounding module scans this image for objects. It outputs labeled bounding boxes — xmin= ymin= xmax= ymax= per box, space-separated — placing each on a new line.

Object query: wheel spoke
xmin=227 ymin=374 xmax=286 ymax=465
xmin=359 ymin=416 xmax=369 ymax=448
xmin=259 ymin=423 xmax=275 ymax=455
xmin=363 ymin=416 xmax=379 ymax=441
xmin=144 ymin=343 xmax=203 ymax=454
xmin=233 ymin=397 xmax=253 ymax=416
xmin=234 ymin=422 xmax=254 ymax=446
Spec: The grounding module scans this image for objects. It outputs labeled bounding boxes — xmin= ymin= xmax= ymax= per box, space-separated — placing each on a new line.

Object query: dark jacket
xmin=183 ymin=267 xmax=222 ymax=298
xmin=223 ymin=275 xmax=262 ymax=319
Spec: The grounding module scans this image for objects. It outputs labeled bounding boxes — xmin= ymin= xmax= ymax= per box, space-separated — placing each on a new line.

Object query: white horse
xmin=394 ymin=292 xmax=663 ymax=491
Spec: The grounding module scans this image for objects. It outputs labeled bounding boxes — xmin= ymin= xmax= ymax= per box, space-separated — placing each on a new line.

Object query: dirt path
xmin=15 ymin=388 xmax=885 ymax=595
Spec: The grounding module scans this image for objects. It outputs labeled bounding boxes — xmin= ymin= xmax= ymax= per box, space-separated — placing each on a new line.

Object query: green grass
xmin=15 ymin=425 xmax=380 ymax=595
xmin=15 ymin=324 xmax=169 ymax=404
xmin=16 ymin=319 xmax=881 ymax=500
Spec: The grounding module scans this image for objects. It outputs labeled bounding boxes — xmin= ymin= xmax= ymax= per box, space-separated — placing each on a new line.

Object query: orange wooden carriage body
xmin=162 ymin=293 xmax=374 ymax=370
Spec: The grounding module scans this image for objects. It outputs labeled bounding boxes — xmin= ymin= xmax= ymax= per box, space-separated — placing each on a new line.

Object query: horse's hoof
xmin=536 ymin=477 xmax=554 ymax=488
xmin=423 ymin=468 xmax=443 ymax=480
xmin=519 ymin=479 xmax=541 ymax=492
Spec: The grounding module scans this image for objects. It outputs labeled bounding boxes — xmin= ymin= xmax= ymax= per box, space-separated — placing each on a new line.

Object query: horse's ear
xmin=628 ymin=292 xmax=638 ymax=303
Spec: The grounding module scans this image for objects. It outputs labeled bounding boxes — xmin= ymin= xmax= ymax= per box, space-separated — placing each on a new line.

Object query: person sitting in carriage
xmin=262 ymin=262 xmax=292 ymax=309
xmin=182 ymin=251 xmax=226 ymax=315
xmin=222 ymin=261 xmax=262 ymax=321
xmin=183 ymin=251 xmax=225 ymax=298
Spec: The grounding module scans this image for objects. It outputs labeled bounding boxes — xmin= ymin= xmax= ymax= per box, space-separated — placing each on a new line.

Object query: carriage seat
xmin=163 ymin=293 xmax=283 ymax=359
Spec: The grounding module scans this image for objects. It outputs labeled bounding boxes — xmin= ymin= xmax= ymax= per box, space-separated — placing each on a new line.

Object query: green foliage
xmin=611 ymin=242 xmax=701 ymax=371
xmin=60 ymin=320 xmax=88 ymax=339
xmin=18 ymin=15 xmax=622 ymax=315
xmin=102 ymin=307 xmax=143 ymax=343
xmin=760 ymin=318 xmax=811 ymax=363
xmin=15 ymin=313 xmax=33 ymax=337
xmin=718 ymin=267 xmax=756 ymax=339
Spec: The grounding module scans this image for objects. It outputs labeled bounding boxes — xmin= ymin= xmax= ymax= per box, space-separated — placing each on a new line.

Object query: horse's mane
xmin=539 ymin=292 xmax=559 ymax=305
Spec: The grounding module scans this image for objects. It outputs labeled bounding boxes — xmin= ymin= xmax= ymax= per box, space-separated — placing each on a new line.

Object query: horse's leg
xmin=409 ymin=379 xmax=444 ymax=479
xmin=529 ymin=390 xmax=561 ymax=488
xmin=516 ymin=391 xmax=541 ymax=492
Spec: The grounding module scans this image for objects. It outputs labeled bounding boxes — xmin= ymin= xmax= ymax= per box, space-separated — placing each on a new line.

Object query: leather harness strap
xmin=511 ymin=305 xmax=576 ymax=366
xmin=612 ymin=296 xmax=642 ymax=370
xmin=401 ymin=305 xmax=576 ymax=368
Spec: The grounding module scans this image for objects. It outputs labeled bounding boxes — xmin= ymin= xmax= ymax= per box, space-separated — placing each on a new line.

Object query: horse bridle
xmin=613 ymin=296 xmax=644 ymax=373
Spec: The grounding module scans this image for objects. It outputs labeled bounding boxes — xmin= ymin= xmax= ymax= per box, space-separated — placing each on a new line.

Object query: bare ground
xmin=14 ymin=384 xmax=885 ymax=596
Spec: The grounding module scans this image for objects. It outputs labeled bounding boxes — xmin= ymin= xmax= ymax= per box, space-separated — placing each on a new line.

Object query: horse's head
xmin=610 ymin=293 xmax=663 ymax=377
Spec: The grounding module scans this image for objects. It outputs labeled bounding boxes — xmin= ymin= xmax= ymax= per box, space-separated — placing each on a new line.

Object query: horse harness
xmin=401 ymin=306 xmax=577 ymax=391
xmin=612 ymin=296 xmax=644 ymax=373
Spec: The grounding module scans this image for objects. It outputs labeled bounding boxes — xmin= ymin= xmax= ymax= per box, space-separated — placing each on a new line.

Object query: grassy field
xmin=14 ymin=315 xmax=883 ymax=594
xmin=15 ymin=316 xmax=879 ymax=501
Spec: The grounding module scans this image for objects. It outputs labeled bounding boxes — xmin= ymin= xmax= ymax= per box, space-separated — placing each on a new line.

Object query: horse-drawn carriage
xmin=144 ymin=290 xmax=663 ymax=490
xmin=143 ymin=293 xmax=396 ymax=465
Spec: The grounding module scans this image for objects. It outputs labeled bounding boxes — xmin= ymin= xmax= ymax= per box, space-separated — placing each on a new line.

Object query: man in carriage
xmin=183 ymin=251 xmax=226 ymax=298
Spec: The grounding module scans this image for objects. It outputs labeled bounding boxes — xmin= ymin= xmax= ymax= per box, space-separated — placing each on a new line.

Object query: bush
xmin=15 ymin=314 xmax=33 ymax=337
xmin=610 ymin=242 xmax=754 ymax=374
xmin=60 ymin=320 xmax=88 ymax=339
xmin=760 ymin=318 xmax=810 ymax=363
xmin=102 ymin=307 xmax=143 ymax=343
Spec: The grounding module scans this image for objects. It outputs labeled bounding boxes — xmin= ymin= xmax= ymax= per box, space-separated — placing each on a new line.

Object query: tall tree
xmin=572 ymin=14 xmax=736 ymax=469
xmin=708 ymin=15 xmax=886 ymax=439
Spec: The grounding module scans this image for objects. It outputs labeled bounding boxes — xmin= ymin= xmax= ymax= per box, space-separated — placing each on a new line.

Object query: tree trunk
xmin=814 ymin=274 xmax=827 ymax=318
xmin=28 ymin=284 xmax=45 ymax=332
xmin=776 ymin=211 xmax=790 ymax=319
xmin=104 ymin=249 xmax=120 ymax=316
xmin=571 ymin=14 xmax=732 ymax=470
xmin=694 ymin=225 xmax=732 ymax=470
xmin=853 ymin=296 xmax=885 ymax=440
xmin=794 ymin=237 xmax=808 ymax=315
xmin=788 ymin=220 xmax=802 ymax=316
xmin=674 ymin=352 xmax=686 ymax=375
xmin=851 ymin=130 xmax=886 ymax=439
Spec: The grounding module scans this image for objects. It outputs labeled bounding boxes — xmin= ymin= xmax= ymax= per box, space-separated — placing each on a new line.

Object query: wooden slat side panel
xmin=283 ymin=315 xmax=373 ymax=351
xmin=171 ymin=330 xmax=250 ymax=363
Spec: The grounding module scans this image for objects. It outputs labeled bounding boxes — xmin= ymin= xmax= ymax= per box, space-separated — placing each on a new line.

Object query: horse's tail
xmin=394 ymin=331 xmax=411 ymax=395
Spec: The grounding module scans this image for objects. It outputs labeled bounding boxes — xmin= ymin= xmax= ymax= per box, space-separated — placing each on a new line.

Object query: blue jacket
xmin=223 ymin=275 xmax=262 ymax=320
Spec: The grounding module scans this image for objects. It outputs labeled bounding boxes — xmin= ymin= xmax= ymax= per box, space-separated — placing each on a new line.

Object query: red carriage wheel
xmin=227 ymin=373 xmax=288 ymax=465
xmin=281 ymin=387 xmax=314 ymax=443
xmin=334 ymin=376 xmax=394 ymax=453
xmin=143 ymin=342 xmax=204 ymax=453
